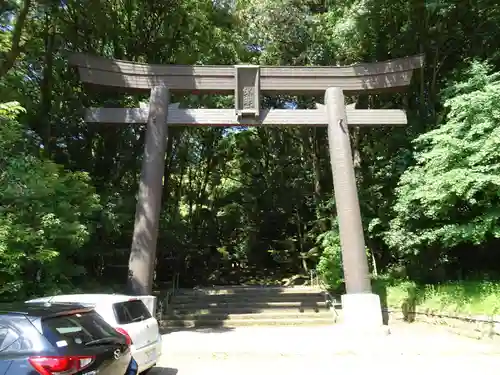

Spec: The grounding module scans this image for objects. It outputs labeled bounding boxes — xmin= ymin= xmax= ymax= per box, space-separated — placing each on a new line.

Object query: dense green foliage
xmin=0 ymin=101 xmax=100 ymax=298
xmin=386 ymin=61 xmax=500 ymax=281
xmin=372 ymin=279 xmax=500 ymax=316
xmin=2 ymin=0 xmax=500 ymax=304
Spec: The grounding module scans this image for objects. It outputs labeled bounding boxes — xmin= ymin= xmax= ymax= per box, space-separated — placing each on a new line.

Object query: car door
xmin=113 ymin=300 xmax=159 ymax=350
xmin=129 ymin=298 xmax=159 ymax=349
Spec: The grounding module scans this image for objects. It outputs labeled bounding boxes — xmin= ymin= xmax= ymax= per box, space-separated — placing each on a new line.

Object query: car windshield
xmin=41 ymin=311 xmax=124 ymax=348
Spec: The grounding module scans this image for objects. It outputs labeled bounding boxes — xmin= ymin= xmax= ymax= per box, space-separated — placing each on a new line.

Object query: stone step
xmin=171 ymin=293 xmax=325 ymax=304
xmin=166 ymin=311 xmax=333 ymax=321
xmin=180 ymin=286 xmax=322 ymax=295
xmin=161 ymin=317 xmax=335 ymax=328
xmin=169 ymin=301 xmax=329 ymax=310
xmin=170 ymin=305 xmax=330 ymax=315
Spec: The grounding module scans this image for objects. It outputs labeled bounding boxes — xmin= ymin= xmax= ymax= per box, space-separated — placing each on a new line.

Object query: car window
xmin=0 ymin=325 xmax=20 ymax=352
xmin=112 ymin=300 xmax=152 ymax=324
xmin=0 ymin=326 xmax=9 ymax=349
xmin=42 ymin=311 xmax=123 ymax=348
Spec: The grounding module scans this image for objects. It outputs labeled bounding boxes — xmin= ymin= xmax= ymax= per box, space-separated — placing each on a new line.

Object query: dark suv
xmin=0 ymin=302 xmax=136 ymax=375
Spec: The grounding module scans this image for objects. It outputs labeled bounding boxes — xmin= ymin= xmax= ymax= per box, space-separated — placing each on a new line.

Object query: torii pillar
xmin=324 ymin=88 xmax=382 ymax=330
xmin=128 ymin=85 xmax=170 ymax=296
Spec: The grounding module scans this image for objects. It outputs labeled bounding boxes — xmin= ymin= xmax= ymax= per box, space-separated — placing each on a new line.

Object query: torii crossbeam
xmin=84 ymin=106 xmax=407 ymax=126
xmin=69 ymin=53 xmax=424 ymax=331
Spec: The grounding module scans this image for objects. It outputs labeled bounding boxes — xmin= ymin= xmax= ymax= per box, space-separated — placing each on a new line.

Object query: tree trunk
xmin=38 ymin=16 xmax=56 ymax=155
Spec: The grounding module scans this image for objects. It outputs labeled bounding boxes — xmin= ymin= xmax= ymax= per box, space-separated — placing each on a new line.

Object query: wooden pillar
xmin=325 ymin=87 xmax=371 ymax=294
xmin=127 ymin=86 xmax=170 ymax=295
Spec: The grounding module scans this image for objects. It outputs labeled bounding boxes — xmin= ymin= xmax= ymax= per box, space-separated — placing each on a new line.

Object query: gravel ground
xmin=150 ymin=323 xmax=500 ymax=375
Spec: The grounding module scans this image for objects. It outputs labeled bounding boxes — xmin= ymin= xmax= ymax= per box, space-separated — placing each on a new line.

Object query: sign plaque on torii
xmin=69 ymin=53 xmax=424 ymax=329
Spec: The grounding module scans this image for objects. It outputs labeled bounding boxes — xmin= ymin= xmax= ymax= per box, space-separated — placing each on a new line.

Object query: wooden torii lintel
xmin=69 ymin=53 xmax=424 ymax=95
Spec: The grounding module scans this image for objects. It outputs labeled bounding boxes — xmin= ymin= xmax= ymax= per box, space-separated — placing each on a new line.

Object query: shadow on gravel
xmin=160 ymin=326 xmax=234 ymax=335
xmin=148 ymin=367 xmax=178 ymax=375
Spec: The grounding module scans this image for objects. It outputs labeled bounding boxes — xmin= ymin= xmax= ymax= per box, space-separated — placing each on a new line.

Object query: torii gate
xmin=69 ymin=53 xmax=424 ymax=329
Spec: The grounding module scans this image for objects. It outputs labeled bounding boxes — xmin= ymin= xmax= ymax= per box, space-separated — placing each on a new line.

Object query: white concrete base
xmin=340 ymin=293 xmax=389 ymax=335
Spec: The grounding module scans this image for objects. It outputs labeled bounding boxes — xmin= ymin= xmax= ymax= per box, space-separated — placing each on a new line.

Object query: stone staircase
xmin=163 ymin=285 xmax=336 ymax=328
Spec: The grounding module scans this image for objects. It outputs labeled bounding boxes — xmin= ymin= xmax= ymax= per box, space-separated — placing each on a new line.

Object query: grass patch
xmin=373 ymin=278 xmax=500 ymax=316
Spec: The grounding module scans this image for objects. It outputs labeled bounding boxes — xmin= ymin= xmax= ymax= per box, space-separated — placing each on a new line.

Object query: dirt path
xmin=151 ymin=324 xmax=500 ymax=375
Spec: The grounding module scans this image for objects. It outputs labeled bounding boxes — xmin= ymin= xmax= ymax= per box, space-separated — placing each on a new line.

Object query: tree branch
xmin=0 ymin=0 xmax=32 ymax=78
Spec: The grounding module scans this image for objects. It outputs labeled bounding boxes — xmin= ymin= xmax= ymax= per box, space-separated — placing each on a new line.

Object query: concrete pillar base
xmin=340 ymin=293 xmax=390 ymax=335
